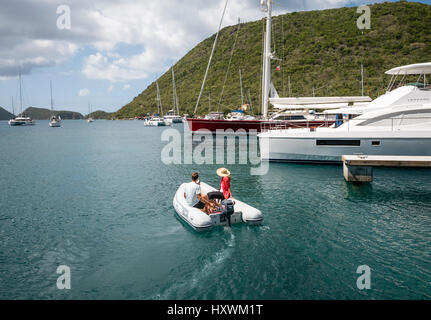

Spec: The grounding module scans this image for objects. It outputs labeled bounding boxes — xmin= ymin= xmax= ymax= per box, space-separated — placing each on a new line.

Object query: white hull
xmin=173 ymin=182 xmax=263 ymax=231
xmin=164 ymin=116 xmax=183 ymax=124
xmin=260 ymin=131 xmax=431 ymax=163
xmin=164 ymin=118 xmax=182 ymax=125
xmin=144 ymin=119 xmax=167 ymax=126
xmin=8 ymin=119 xmax=35 ymax=126
xmin=49 ymin=120 xmax=61 ymax=127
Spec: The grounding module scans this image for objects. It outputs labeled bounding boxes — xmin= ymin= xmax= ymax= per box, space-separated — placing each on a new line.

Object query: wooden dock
xmin=342 ymin=155 xmax=431 ymax=182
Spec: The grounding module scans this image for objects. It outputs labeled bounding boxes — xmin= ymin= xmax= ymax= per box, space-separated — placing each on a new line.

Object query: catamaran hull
xmin=49 ymin=122 xmax=61 ymax=127
xmin=259 ymin=134 xmax=431 ymax=163
xmin=173 ymin=182 xmax=263 ymax=232
xmin=144 ymin=121 xmax=167 ymax=126
xmin=165 ymin=118 xmax=183 ymax=125
xmin=8 ymin=120 xmax=35 ymax=126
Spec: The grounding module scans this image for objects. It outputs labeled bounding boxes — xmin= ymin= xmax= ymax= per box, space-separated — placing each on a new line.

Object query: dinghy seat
xmin=207 ymin=191 xmax=224 ymax=201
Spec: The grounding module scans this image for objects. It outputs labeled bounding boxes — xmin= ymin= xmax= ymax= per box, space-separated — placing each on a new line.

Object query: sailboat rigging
xmin=49 ymin=81 xmax=61 ymax=127
xmin=8 ymin=70 xmax=35 ymax=126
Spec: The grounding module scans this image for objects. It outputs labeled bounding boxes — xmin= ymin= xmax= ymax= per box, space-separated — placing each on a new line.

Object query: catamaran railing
xmin=261 ymin=116 xmax=431 ymax=133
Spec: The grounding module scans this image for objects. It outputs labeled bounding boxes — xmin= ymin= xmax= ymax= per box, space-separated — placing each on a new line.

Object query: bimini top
xmin=386 ymin=62 xmax=431 ymax=75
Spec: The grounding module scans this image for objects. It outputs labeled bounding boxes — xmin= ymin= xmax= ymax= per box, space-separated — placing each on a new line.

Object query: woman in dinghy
xmin=217 ymin=168 xmax=233 ymax=200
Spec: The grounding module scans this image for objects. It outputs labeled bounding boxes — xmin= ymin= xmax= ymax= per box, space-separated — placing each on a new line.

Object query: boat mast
xmin=239 ymin=69 xmax=244 ymax=106
xmin=19 ymin=70 xmax=23 ymax=116
xmin=261 ymin=0 xmax=272 ymax=120
xmin=288 ymin=75 xmax=291 ymax=97
xmin=11 ymin=96 xmax=14 ymax=116
xmin=172 ymin=67 xmax=179 ymax=116
xmin=50 ymin=80 xmax=54 ymax=112
xmin=156 ymin=81 xmax=163 ymax=116
xmin=193 ymin=0 xmax=229 ymax=115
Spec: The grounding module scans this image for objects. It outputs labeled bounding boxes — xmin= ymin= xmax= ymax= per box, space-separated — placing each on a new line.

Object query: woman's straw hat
xmin=217 ymin=168 xmax=231 ymax=177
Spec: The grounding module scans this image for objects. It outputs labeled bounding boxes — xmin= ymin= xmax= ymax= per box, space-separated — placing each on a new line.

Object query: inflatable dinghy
xmin=173 ymin=182 xmax=263 ymax=231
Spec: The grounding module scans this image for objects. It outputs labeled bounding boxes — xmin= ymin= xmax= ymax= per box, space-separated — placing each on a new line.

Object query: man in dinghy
xmin=184 ymin=172 xmax=219 ymax=214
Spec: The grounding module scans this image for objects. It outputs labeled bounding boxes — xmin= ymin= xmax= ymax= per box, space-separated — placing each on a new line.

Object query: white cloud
xmin=0 ymin=0 xmax=373 ymax=79
xmin=78 ymin=88 xmax=90 ymax=96
xmin=107 ymin=85 xmax=114 ymax=93
xmin=123 ymin=84 xmax=130 ymax=90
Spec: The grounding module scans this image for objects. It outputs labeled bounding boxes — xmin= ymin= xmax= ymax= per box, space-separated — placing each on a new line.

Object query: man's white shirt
xmin=184 ymin=181 xmax=200 ymax=206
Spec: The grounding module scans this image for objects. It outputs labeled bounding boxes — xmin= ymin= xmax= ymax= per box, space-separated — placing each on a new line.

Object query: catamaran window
xmin=316 ymin=140 xmax=361 ymax=146
xmin=371 ymin=141 xmax=381 ymax=146
xmin=274 ymin=115 xmax=306 ymax=121
xmin=358 ymin=110 xmax=431 ymax=127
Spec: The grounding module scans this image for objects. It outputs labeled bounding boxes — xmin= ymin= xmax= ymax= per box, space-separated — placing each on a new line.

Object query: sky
xmin=0 ymin=0 xmax=430 ymax=115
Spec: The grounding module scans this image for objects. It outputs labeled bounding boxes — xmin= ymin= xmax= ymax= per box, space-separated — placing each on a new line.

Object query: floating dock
xmin=342 ymin=155 xmax=431 ymax=182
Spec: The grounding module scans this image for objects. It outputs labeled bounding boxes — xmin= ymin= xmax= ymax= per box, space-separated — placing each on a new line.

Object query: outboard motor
xmin=221 ymin=199 xmax=234 ymax=226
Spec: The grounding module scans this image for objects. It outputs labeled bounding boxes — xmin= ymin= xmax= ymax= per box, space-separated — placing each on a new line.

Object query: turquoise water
xmin=0 ymin=120 xmax=430 ymax=299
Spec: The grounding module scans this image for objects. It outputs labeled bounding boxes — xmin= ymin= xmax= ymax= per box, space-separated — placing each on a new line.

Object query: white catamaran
xmin=258 ymin=62 xmax=431 ymax=163
xmin=8 ymin=71 xmax=35 ymax=126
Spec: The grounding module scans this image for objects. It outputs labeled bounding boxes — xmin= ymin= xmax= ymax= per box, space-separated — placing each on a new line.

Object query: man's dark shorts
xmin=193 ymin=201 xmax=205 ymax=209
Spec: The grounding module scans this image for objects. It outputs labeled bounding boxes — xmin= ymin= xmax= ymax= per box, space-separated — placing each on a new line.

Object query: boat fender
xmin=221 ymin=199 xmax=234 ymax=226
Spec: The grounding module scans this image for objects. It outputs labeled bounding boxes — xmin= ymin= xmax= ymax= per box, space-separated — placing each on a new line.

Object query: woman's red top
xmin=219 ymin=177 xmax=231 ymax=199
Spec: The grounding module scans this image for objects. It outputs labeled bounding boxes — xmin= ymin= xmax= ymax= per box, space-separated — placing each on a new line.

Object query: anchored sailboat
xmin=49 ymin=81 xmax=61 ymax=127
xmin=8 ymin=71 xmax=35 ymax=126
xmin=87 ymin=103 xmax=94 ymax=123
xmin=164 ymin=67 xmax=183 ymax=124
xmin=144 ymin=81 xmax=168 ymax=126
xmin=185 ymin=0 xmax=368 ymax=134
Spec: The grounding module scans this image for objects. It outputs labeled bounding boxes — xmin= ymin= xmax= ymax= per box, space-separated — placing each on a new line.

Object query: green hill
xmin=23 ymin=107 xmax=84 ymax=120
xmin=0 ymin=107 xmax=14 ymax=120
xmin=114 ymin=1 xmax=431 ymax=118
xmin=86 ymin=110 xmax=114 ymax=120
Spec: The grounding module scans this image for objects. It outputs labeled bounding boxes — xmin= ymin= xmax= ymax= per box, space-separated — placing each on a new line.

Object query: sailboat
xmin=49 ymin=81 xmax=61 ymax=127
xmin=87 ymin=103 xmax=94 ymax=123
xmin=144 ymin=81 xmax=168 ymax=126
xmin=8 ymin=71 xmax=35 ymax=126
xmin=185 ymin=1 xmax=369 ymax=134
xmin=164 ymin=67 xmax=183 ymax=124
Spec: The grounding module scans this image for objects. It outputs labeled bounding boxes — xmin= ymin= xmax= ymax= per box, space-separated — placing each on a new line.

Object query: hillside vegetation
xmin=86 ymin=110 xmax=114 ymax=120
xmin=23 ymin=107 xmax=84 ymax=120
xmin=0 ymin=107 xmax=14 ymax=120
xmin=114 ymin=1 xmax=431 ymax=118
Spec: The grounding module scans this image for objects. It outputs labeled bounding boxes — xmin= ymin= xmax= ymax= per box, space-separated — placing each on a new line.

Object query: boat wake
xmin=152 ymin=228 xmax=235 ymax=299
